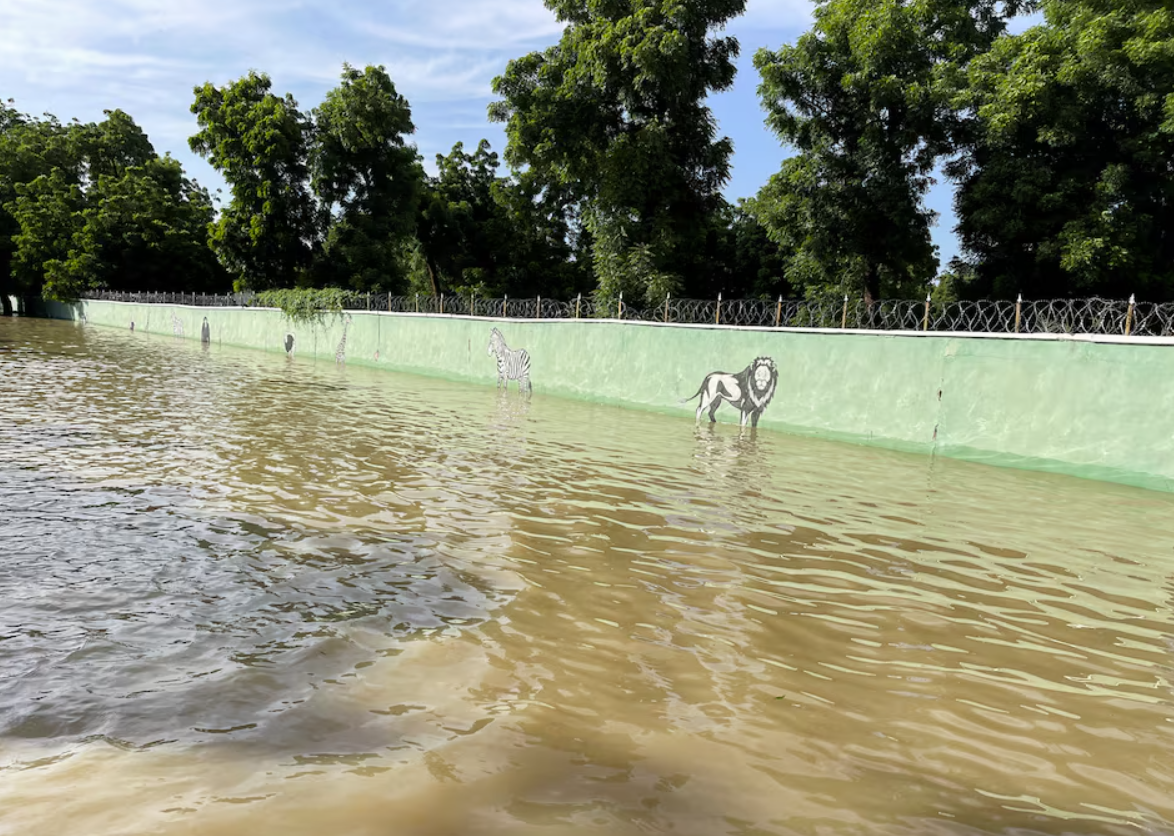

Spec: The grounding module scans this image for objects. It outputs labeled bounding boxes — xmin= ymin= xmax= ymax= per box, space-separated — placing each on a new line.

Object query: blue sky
xmin=1 ymin=0 xmax=975 ymax=268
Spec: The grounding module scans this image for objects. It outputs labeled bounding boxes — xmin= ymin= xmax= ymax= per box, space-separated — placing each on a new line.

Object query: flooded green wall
xmin=31 ymin=298 xmax=1174 ymax=492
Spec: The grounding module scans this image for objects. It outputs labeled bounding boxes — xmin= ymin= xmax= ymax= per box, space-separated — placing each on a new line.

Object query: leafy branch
xmin=255 ymin=287 xmax=350 ymax=323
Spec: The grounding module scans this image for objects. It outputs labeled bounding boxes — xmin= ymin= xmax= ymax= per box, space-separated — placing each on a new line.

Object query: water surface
xmin=2 ymin=316 xmax=1174 ymax=836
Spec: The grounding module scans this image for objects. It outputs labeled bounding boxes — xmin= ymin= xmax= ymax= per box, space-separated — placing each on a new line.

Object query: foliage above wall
xmin=3 ymin=0 xmax=1172 ymax=314
xmin=254 ymin=288 xmax=350 ymax=323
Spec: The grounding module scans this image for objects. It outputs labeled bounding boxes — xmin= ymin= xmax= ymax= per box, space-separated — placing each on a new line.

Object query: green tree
xmin=489 ymin=0 xmax=745 ymax=306
xmin=492 ymin=173 xmax=593 ymax=300
xmin=753 ymin=0 xmax=1029 ymax=303
xmin=310 ymin=64 xmax=424 ymax=292
xmin=8 ymin=170 xmax=84 ymax=298
xmin=3 ymin=108 xmax=181 ymax=303
xmin=48 ymin=157 xmax=222 ymax=299
xmin=415 ymin=140 xmax=501 ymax=295
xmin=414 ymin=141 xmax=591 ymax=299
xmin=948 ymin=0 xmax=1174 ymax=299
xmin=720 ymin=201 xmax=791 ymax=299
xmin=0 ymin=106 xmax=133 ymax=311
xmin=190 ymin=72 xmax=316 ymax=290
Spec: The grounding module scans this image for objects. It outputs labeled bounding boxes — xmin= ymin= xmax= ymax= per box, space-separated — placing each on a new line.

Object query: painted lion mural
xmin=682 ymin=357 xmax=778 ymax=428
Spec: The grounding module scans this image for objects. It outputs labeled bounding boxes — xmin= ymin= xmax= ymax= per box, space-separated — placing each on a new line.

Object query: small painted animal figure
xmin=335 ymin=314 xmax=352 ymax=364
xmin=487 ymin=327 xmax=531 ymax=393
xmin=682 ymin=357 xmax=778 ymax=427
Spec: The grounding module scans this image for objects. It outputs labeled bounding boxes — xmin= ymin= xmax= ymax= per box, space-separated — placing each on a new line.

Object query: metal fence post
xmin=502 ymin=295 xmax=508 ymax=317
xmin=575 ymin=293 xmax=581 ymax=319
xmin=923 ymin=292 xmax=931 ymax=332
xmin=536 ymin=295 xmax=541 ymax=318
xmin=388 ymin=293 xmax=393 ymax=312
xmin=775 ymin=295 xmax=782 ymax=327
xmin=618 ymin=292 xmax=623 ymax=320
xmin=715 ymin=292 xmax=722 ymax=325
xmin=841 ymin=295 xmax=849 ymax=329
xmin=1015 ymin=293 xmax=1022 ymax=333
xmin=664 ymin=293 xmax=670 ymax=323
xmin=366 ymin=292 xmax=371 ymax=311
xmin=414 ymin=293 xmax=419 ymax=313
xmin=440 ymin=293 xmax=445 ymax=315
xmin=1125 ymin=293 xmax=1135 ymax=336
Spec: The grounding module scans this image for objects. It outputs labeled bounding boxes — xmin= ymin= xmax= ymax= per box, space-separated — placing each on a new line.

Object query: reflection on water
xmin=2 ymin=315 xmax=1174 ymax=836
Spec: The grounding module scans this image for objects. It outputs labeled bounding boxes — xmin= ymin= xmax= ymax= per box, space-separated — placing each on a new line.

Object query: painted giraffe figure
xmin=335 ymin=314 xmax=352 ymax=364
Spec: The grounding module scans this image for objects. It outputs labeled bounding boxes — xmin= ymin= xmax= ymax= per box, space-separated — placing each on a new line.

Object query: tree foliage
xmin=753 ymin=0 xmax=1030 ymax=302
xmin=412 ymin=140 xmax=591 ymax=299
xmin=1 ymin=107 xmax=222 ymax=302
xmin=310 ymin=64 xmax=424 ymax=292
xmin=948 ymin=0 xmax=1174 ymax=299
xmin=7 ymin=0 xmax=1172 ymax=309
xmin=489 ymin=0 xmax=745 ymax=306
xmin=190 ymin=72 xmax=316 ymax=290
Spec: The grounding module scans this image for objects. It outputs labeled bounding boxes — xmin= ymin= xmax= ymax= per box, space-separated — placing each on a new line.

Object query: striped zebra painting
xmin=487 ymin=327 xmax=532 ymax=393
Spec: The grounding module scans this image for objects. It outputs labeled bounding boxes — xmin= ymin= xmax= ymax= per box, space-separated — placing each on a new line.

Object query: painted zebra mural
xmin=487 ymin=328 xmax=531 ymax=393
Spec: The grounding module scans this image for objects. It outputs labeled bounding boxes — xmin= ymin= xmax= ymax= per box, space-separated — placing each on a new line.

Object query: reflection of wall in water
xmin=690 ymin=424 xmax=774 ymax=497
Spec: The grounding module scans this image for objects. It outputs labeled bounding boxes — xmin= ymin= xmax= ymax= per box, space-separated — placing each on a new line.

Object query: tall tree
xmin=310 ymin=64 xmax=423 ymax=292
xmin=753 ymin=0 xmax=1029 ymax=303
xmin=7 ymin=170 xmax=84 ymax=299
xmin=948 ymin=0 xmax=1174 ymax=299
xmin=413 ymin=140 xmax=591 ymax=299
xmin=416 ymin=140 xmax=509 ymax=295
xmin=489 ymin=0 xmax=745 ymax=306
xmin=0 ymin=106 xmax=143 ymax=311
xmin=190 ymin=72 xmax=316 ymax=290
xmin=2 ymin=109 xmax=195 ymax=303
xmin=47 ymin=157 xmax=222 ymax=300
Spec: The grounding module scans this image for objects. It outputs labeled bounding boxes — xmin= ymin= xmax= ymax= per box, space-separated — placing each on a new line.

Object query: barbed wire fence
xmin=81 ymin=290 xmax=1174 ymax=337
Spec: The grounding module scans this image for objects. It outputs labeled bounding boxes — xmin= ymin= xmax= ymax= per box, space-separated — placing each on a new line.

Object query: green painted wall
xmin=27 ymin=297 xmax=1174 ymax=493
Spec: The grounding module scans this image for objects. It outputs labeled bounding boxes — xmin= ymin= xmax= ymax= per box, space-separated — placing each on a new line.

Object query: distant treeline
xmin=1 ymin=0 xmax=1171 ymax=316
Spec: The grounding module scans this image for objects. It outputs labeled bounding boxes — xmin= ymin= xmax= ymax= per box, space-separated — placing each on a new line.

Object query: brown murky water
xmin=2 ymin=316 xmax=1174 ymax=836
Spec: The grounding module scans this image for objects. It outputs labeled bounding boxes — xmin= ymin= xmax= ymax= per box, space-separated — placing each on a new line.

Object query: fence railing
xmin=80 ymin=291 xmax=1174 ymax=337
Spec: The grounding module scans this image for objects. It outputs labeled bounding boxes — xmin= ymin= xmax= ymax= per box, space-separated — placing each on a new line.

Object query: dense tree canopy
xmin=1 ymin=107 xmax=223 ymax=307
xmin=412 ymin=140 xmax=591 ymax=299
xmin=310 ymin=64 xmax=424 ymax=292
xmin=489 ymin=0 xmax=746 ymax=306
xmin=190 ymin=72 xmax=316 ymax=291
xmin=3 ymin=0 xmax=1172 ymax=310
xmin=753 ymin=0 xmax=1031 ymax=303
xmin=948 ymin=0 xmax=1174 ymax=299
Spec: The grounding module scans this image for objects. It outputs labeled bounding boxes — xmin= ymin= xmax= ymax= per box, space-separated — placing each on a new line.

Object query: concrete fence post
xmin=503 ymin=295 xmax=508 ymax=317
xmin=1015 ymin=293 xmax=1022 ymax=333
xmin=716 ymin=293 xmax=722 ymax=325
xmin=1125 ymin=294 xmax=1136 ymax=336
xmin=923 ymin=292 xmax=931 ymax=332
xmin=575 ymin=293 xmax=581 ymax=319
xmin=841 ymin=295 xmax=849 ymax=329
xmin=775 ymin=295 xmax=782 ymax=327
xmin=664 ymin=293 xmax=670 ymax=323
xmin=618 ymin=292 xmax=623 ymax=320
xmin=536 ymin=295 xmax=541 ymax=318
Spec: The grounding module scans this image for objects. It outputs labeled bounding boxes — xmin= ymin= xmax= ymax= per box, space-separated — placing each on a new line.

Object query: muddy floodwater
xmin=3 ymin=315 xmax=1174 ymax=836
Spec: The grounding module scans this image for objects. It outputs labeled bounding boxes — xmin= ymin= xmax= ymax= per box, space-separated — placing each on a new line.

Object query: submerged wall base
xmin=23 ymin=297 xmax=1174 ymax=494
